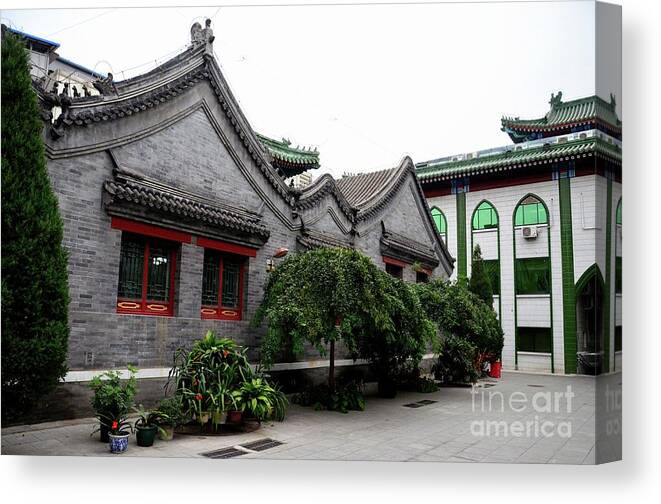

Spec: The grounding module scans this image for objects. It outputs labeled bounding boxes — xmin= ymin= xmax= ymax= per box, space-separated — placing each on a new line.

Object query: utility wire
xmin=46 ymin=9 xmax=116 ymax=38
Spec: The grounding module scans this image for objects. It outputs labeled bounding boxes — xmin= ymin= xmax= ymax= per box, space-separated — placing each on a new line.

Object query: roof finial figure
xmin=610 ymin=93 xmax=617 ymax=109
xmin=549 ymin=91 xmax=563 ymax=109
xmin=191 ymin=19 xmax=214 ymax=46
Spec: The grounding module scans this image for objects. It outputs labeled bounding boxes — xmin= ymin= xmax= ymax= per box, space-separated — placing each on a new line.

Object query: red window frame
xmin=200 ymin=251 xmax=246 ymax=321
xmin=116 ymin=234 xmax=178 ymax=316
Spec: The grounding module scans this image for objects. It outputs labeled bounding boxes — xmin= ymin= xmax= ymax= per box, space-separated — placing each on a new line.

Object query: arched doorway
xmin=575 ymin=264 xmax=604 ymax=375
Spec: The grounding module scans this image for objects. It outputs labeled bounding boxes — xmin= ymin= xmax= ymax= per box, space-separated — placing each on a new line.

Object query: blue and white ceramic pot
xmin=108 ymin=433 xmax=130 ymax=454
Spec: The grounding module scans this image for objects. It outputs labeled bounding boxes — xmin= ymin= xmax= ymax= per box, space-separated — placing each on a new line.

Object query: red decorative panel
xmin=111 ymin=217 xmax=191 ymax=243
xmin=382 ymin=256 xmax=409 ymax=268
xmin=196 ymin=237 xmax=257 ymax=257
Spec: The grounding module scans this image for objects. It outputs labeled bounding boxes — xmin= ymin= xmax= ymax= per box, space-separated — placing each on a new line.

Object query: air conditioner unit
xmin=522 ymin=226 xmax=538 ymax=239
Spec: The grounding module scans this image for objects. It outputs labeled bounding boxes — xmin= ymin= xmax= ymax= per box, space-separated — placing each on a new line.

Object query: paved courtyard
xmin=1 ymin=372 xmax=597 ymax=464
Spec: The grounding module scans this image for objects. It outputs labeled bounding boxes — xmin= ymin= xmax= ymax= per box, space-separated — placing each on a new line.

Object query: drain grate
xmin=527 ymin=384 xmax=545 ymax=388
xmin=404 ymin=399 xmax=438 ymax=408
xmin=200 ymin=446 xmax=247 ymax=459
xmin=481 ymin=383 xmax=496 ymax=388
xmin=240 ymin=438 xmax=284 ymax=452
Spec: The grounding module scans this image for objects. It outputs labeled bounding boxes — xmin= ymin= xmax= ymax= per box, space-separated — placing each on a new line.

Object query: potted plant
xmin=156 ymin=396 xmax=185 ymax=441
xmin=231 ymin=378 xmax=273 ymax=423
xmin=133 ymin=404 xmax=168 ymax=447
xmin=88 ymin=366 xmax=137 ymax=442
xmin=209 ymin=381 xmax=232 ymax=431
xmin=107 ymin=416 xmax=132 ymax=454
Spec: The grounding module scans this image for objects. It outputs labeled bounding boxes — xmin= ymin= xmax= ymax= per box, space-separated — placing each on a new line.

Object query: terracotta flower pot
xmin=227 ymin=410 xmax=243 ymax=424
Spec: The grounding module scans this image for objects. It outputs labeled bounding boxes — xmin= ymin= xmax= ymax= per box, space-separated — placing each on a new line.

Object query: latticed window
xmin=430 ymin=207 xmax=447 ymax=243
xmin=201 ymin=250 xmax=244 ymax=320
xmin=117 ymin=233 xmax=178 ymax=316
xmin=515 ymin=196 xmax=548 ymax=226
xmin=517 ymin=327 xmax=552 ymax=353
xmin=472 ymin=201 xmax=498 ymax=230
xmin=515 ymin=257 xmax=551 ymax=295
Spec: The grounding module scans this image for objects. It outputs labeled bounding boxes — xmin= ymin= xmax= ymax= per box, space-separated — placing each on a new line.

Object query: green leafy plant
xmin=167 ymin=332 xmax=287 ymax=425
xmin=356 ymin=274 xmax=436 ymax=394
xmin=231 ymin=378 xmax=274 ymax=422
xmin=414 ymin=279 xmax=503 ymax=378
xmin=255 ymin=248 xmax=437 ymax=396
xmin=89 ymin=366 xmax=137 ymax=434
xmin=133 ymin=404 xmax=168 ymax=437
xmin=1 ymin=31 xmax=70 ymax=423
xmin=469 ymin=245 xmax=494 ymax=306
xmin=433 ymin=335 xmax=479 ymax=384
xmin=292 ymin=380 xmax=365 ymax=414
xmin=156 ymin=396 xmax=187 ymax=428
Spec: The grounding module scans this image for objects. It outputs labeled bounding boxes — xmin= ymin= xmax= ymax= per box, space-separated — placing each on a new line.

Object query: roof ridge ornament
xmin=549 ymin=91 xmax=563 ymax=110
xmin=190 ymin=19 xmax=215 ymax=51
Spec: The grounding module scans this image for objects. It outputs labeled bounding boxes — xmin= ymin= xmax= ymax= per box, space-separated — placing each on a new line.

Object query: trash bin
xmin=489 ymin=361 xmax=502 ymax=379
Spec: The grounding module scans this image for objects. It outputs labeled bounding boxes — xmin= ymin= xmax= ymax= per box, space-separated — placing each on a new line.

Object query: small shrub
xmin=433 ymin=335 xmax=479 ymax=384
xmin=292 ymin=380 xmax=365 ymax=414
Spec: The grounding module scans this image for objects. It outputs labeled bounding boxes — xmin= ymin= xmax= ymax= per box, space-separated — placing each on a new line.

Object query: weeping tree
xmin=469 ymin=244 xmax=493 ymax=306
xmin=1 ymin=32 xmax=70 ymax=422
xmin=254 ymin=248 xmax=391 ymax=391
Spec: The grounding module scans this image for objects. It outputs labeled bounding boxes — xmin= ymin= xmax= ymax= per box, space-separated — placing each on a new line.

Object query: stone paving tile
xmin=2 ymin=372 xmax=601 ymax=464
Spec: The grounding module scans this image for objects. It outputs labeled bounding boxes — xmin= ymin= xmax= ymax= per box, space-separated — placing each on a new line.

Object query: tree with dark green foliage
xmin=254 ymin=248 xmax=388 ymax=391
xmin=469 ymin=244 xmax=493 ymax=306
xmin=1 ymin=32 xmax=70 ymax=423
xmin=414 ymin=278 xmax=503 ymax=380
xmin=254 ymin=247 xmax=436 ymax=396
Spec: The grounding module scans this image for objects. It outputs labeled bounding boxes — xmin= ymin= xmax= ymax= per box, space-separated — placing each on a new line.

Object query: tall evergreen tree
xmin=1 ymin=32 xmax=70 ymax=422
xmin=469 ymin=244 xmax=493 ymax=307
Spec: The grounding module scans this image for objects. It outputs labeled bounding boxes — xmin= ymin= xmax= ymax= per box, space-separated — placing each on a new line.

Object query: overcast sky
xmin=2 ymin=1 xmax=610 ymax=179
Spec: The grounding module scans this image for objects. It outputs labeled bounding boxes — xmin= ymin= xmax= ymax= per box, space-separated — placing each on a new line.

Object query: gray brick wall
xmin=45 ymin=79 xmax=447 ymax=373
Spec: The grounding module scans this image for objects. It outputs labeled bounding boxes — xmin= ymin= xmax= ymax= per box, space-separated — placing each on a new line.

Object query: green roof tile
xmin=415 ymin=135 xmax=621 ymax=182
xmin=501 ymin=93 xmax=621 ymax=135
xmin=256 ymin=133 xmax=320 ymax=172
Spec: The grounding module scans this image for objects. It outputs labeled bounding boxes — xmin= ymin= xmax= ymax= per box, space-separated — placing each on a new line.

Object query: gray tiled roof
xmin=104 ymin=167 xmax=269 ymax=240
xmin=297 ymin=229 xmax=353 ymax=250
xmin=336 ymin=167 xmax=399 ymax=209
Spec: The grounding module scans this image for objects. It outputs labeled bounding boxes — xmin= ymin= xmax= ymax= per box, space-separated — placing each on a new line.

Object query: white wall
xmin=465 ymin=180 xmax=562 ymax=373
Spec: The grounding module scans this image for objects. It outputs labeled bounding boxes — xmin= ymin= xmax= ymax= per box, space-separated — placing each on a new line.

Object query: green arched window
xmin=616 ymin=199 xmax=622 ymax=225
xmin=515 ymin=196 xmax=548 ymax=226
xmin=472 ymin=201 xmax=498 ymax=230
xmin=430 ymin=207 xmax=447 ymax=243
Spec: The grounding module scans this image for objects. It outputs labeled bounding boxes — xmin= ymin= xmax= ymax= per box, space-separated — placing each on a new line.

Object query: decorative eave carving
xmin=295 ymin=174 xmax=356 ymax=223
xmin=380 ymin=222 xmax=439 ymax=269
xmin=103 ymin=164 xmax=270 ymax=248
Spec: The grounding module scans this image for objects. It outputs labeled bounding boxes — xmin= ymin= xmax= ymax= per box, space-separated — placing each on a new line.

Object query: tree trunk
xmin=329 ymin=339 xmax=335 ymax=392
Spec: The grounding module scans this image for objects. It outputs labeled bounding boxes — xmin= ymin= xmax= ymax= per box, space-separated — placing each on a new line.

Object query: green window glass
xmin=472 ymin=201 xmax=498 ymax=230
xmin=117 ymin=234 xmax=175 ymax=302
xmin=430 ymin=207 xmax=447 ymax=243
xmin=517 ymin=327 xmax=552 ymax=353
xmin=515 ymin=196 xmax=548 ymax=226
xmin=483 ymin=259 xmax=500 ymax=294
xmin=616 ymin=200 xmax=622 ymax=225
xmin=117 ymin=238 xmax=145 ymax=299
xmin=515 ymin=257 xmax=551 ymax=295
xmin=615 ymin=256 xmax=622 ymax=294
xmin=201 ymin=250 xmax=243 ymax=309
xmin=614 ymin=326 xmax=622 ymax=352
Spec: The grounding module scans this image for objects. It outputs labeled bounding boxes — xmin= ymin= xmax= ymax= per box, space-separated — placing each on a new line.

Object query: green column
xmin=456 ymin=192 xmax=467 ymax=280
xmin=602 ymin=178 xmax=613 ymax=372
xmin=558 ymin=177 xmax=577 ymax=374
